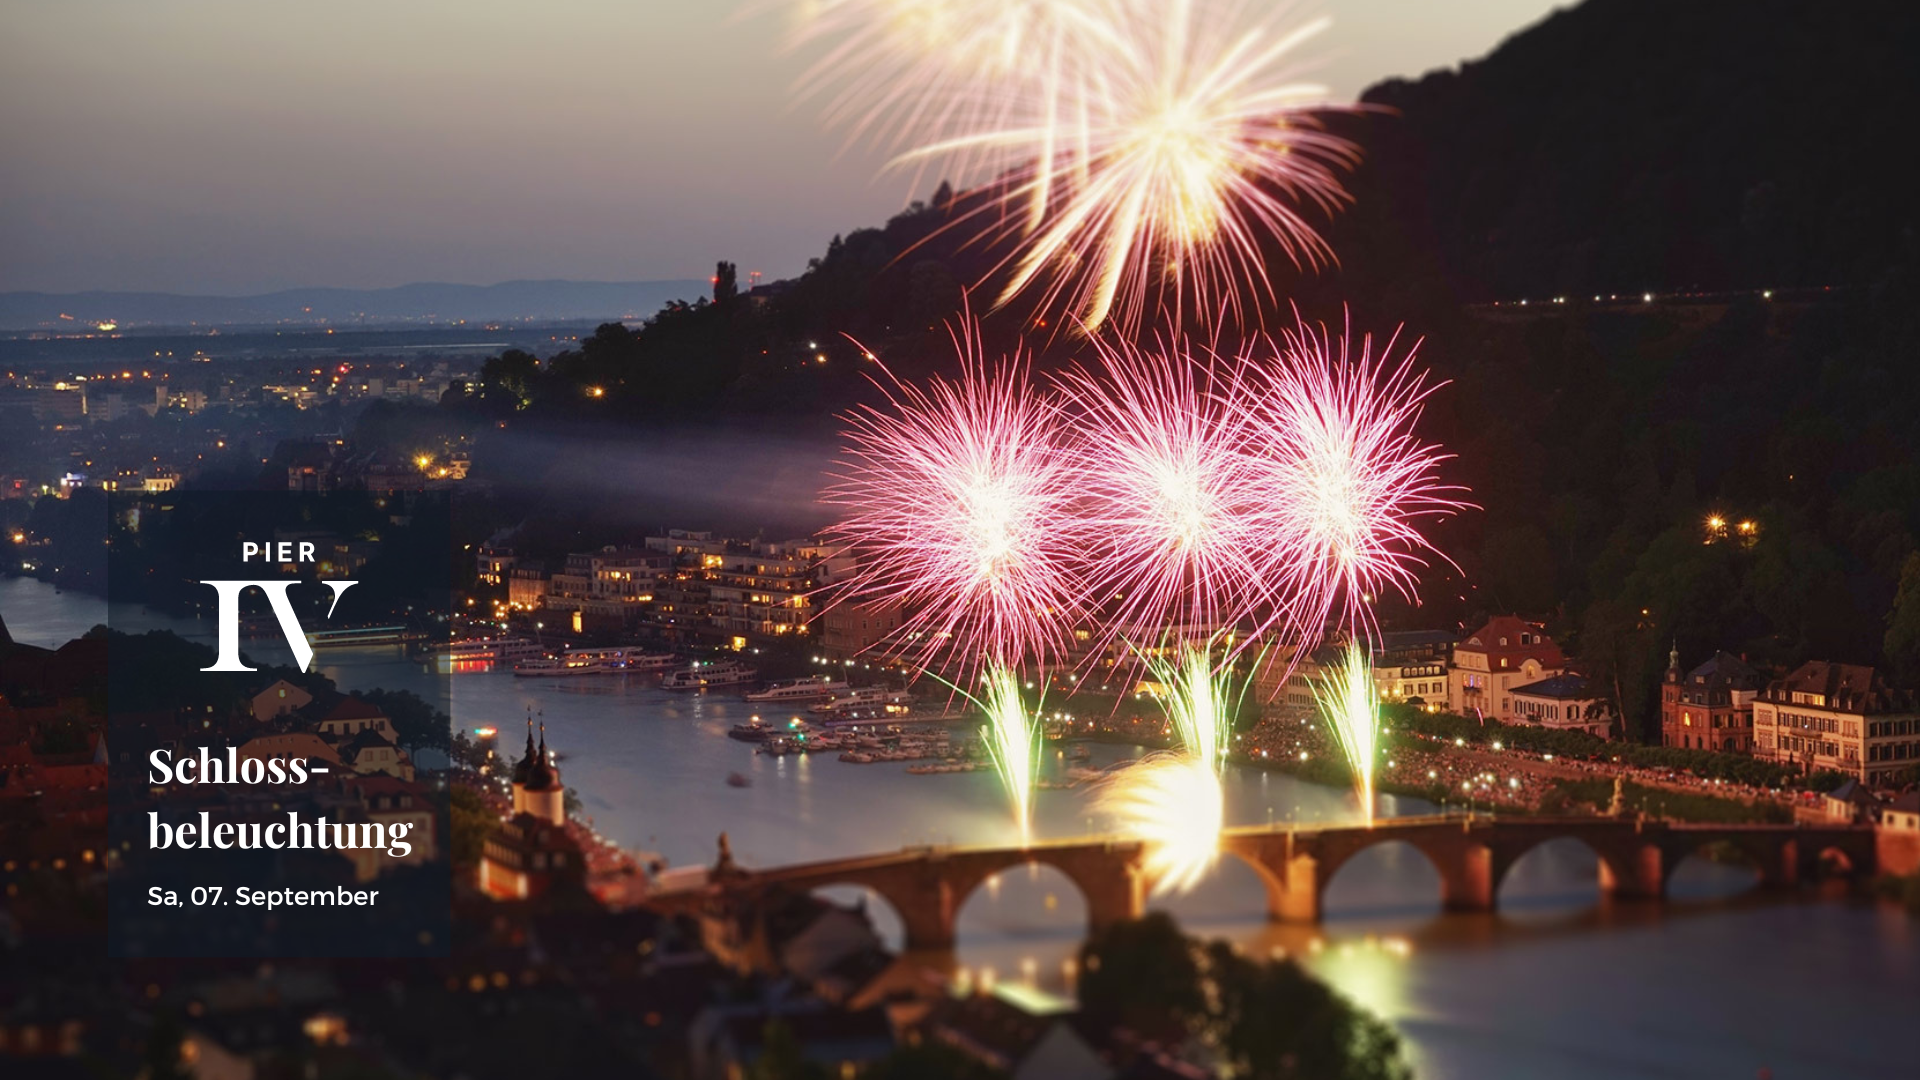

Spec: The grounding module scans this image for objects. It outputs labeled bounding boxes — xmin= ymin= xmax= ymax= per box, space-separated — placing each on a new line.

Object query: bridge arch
xmin=1809 ymin=844 xmax=1856 ymax=877
xmin=953 ymin=861 xmax=1092 ymax=989
xmin=1491 ymin=835 xmax=1631 ymax=912
xmin=1146 ymin=851 xmax=1289 ymax=930
xmin=1317 ymin=838 xmax=1450 ymax=920
xmin=1661 ymin=834 xmax=1776 ymax=901
xmin=810 ymin=883 xmax=909 ymax=953
xmin=944 ymin=846 xmax=1142 ymax=943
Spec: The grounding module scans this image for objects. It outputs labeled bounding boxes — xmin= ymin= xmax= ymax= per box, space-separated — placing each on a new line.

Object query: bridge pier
xmin=1438 ymin=844 xmax=1497 ymax=913
xmin=1764 ymin=839 xmax=1801 ymax=889
xmin=1598 ymin=842 xmax=1665 ymax=901
xmin=1081 ymin=861 xmax=1149 ymax=935
xmin=893 ymin=877 xmax=960 ymax=953
xmin=1274 ymin=854 xmax=1321 ymax=923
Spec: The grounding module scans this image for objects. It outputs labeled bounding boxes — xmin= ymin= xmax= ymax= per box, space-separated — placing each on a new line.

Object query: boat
xmin=625 ymin=652 xmax=681 ymax=670
xmin=728 ymin=718 xmax=773 ymax=742
xmin=726 ymin=772 xmax=751 ymax=788
xmin=437 ymin=636 xmax=543 ymax=665
xmin=512 ymin=652 xmax=619 ymax=678
xmin=745 ymin=677 xmax=851 ymax=703
xmin=306 ymin=624 xmax=426 ymax=649
xmin=661 ymin=659 xmax=759 ymax=690
xmin=807 ymin=686 xmax=911 ymax=714
xmin=512 ymin=646 xmax=669 ymax=678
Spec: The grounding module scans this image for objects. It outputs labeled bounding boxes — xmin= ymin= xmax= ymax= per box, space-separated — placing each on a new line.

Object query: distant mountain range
xmin=0 ymin=279 xmax=709 ymax=332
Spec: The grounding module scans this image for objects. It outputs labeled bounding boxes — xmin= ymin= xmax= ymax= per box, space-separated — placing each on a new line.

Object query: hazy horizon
xmin=1 ymin=1 xmax=1567 ymax=296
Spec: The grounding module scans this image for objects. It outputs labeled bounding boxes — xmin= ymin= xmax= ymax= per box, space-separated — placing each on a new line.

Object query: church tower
xmin=520 ymin=722 xmax=565 ymax=826
xmin=1660 ymin=642 xmax=1685 ymax=747
xmin=509 ymin=717 xmax=537 ymax=814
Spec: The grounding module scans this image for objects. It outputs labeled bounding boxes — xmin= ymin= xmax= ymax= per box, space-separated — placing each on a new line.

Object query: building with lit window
xmin=1447 ymin=616 xmax=1564 ymax=722
xmin=1661 ymin=648 xmax=1763 ymax=752
xmin=1509 ymin=673 xmax=1613 ymax=738
xmin=705 ymin=541 xmax=822 ymax=640
xmin=1752 ymin=661 xmax=1920 ymax=784
xmin=1372 ymin=629 xmax=1458 ymax=706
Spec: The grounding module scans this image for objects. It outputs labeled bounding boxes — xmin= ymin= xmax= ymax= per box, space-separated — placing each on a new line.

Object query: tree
xmin=1885 ymin=552 xmax=1920 ymax=687
xmin=1204 ymin=942 xmax=1412 ymax=1080
xmin=352 ymin=688 xmax=452 ymax=751
xmin=449 ymin=785 xmax=497 ymax=868
xmin=714 ymin=260 xmax=739 ymax=306
xmin=1077 ymin=911 xmax=1206 ymax=1044
xmin=1080 ymin=916 xmax=1413 ymax=1079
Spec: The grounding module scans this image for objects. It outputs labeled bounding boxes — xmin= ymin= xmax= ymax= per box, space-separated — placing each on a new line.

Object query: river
xmin=3 ymin=575 xmax=1913 ymax=1079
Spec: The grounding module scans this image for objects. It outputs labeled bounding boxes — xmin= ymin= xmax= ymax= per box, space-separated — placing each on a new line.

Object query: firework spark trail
xmin=1150 ymin=643 xmax=1233 ymax=772
xmin=1097 ymin=754 xmax=1224 ymax=894
xmin=977 ymin=663 xmax=1043 ymax=840
xmin=1055 ymin=340 xmax=1266 ymax=656
xmin=1315 ymin=642 xmax=1380 ymax=826
xmin=881 ymin=0 xmax=1359 ymax=335
xmin=1236 ymin=315 xmax=1469 ymax=656
xmin=783 ymin=0 xmax=1128 ymax=227
xmin=822 ymin=322 xmax=1081 ymax=673
xmin=1096 ymin=643 xmax=1236 ymax=893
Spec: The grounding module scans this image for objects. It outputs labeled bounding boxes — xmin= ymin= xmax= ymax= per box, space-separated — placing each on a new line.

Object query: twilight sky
xmin=0 ymin=0 xmax=1564 ymax=295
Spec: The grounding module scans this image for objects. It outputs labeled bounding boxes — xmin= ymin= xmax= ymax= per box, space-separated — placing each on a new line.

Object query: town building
xmin=337 ymin=727 xmax=415 ymax=781
xmin=1508 ymin=673 xmax=1614 ymax=738
xmin=705 ymin=541 xmax=822 ymax=645
xmin=1372 ymin=629 xmax=1458 ymax=706
xmin=250 ymin=679 xmax=313 ymax=723
xmin=476 ymin=539 xmax=517 ymax=587
xmin=1447 ymin=616 xmax=1565 ymax=722
xmin=314 ymin=698 xmax=396 ymax=742
xmin=507 ymin=566 xmax=550 ymax=611
xmin=1661 ymin=649 xmax=1763 ymax=752
xmin=1884 ymin=791 xmax=1920 ymax=833
xmin=478 ymin=810 xmax=585 ymax=901
xmin=543 ymin=546 xmax=671 ymax=632
xmin=816 ymin=599 xmax=905 ymax=661
xmin=1752 ymin=661 xmax=1920 ymax=784
xmin=924 ymin=988 xmax=1112 ymax=1080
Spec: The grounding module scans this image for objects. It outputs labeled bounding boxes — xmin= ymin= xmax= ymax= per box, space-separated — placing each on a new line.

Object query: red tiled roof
xmin=1458 ymin=615 xmax=1564 ymax=666
xmin=321 ymin=697 xmax=388 ymax=722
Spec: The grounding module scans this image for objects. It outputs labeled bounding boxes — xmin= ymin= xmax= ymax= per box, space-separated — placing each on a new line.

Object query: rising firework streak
xmin=1315 ymin=642 xmax=1380 ymax=826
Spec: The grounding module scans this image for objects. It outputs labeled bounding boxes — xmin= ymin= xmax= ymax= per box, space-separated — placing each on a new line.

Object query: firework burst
xmin=822 ymin=322 xmax=1081 ymax=671
xmin=1056 ymin=340 xmax=1264 ymax=652
xmin=784 ymin=0 xmax=1127 ymax=228
xmin=1238 ymin=314 xmax=1468 ymax=652
xmin=887 ymin=0 xmax=1359 ymax=334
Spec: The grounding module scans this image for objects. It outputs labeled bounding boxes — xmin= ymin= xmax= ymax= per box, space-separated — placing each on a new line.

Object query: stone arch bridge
xmin=654 ymin=816 xmax=1877 ymax=954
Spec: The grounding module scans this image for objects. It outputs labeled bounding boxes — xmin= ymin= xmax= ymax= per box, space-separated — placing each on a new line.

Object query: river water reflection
xmin=5 ymin=576 xmax=1914 ymax=1079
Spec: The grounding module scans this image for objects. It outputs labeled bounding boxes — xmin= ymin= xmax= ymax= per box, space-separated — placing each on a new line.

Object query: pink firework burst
xmin=1237 ymin=313 xmax=1470 ymax=650
xmin=823 ymin=323 xmax=1081 ymax=670
xmin=1055 ymin=337 xmax=1264 ymax=653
